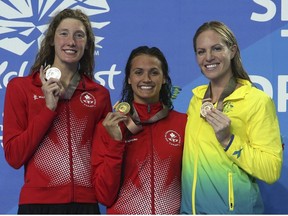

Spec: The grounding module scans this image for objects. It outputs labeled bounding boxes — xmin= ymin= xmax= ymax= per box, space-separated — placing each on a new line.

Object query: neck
xmin=210 ymin=76 xmax=233 ymax=103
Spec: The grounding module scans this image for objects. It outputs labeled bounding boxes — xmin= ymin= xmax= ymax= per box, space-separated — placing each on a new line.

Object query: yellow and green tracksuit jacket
xmin=181 ymin=79 xmax=283 ymax=214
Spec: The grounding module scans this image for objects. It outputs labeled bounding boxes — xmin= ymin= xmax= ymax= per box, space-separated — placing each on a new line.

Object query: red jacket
xmin=92 ymin=102 xmax=187 ymax=214
xmin=3 ymin=72 xmax=111 ymax=204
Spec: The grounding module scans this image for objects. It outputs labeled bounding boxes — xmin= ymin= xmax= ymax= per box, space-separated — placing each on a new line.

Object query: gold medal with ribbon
xmin=114 ymin=102 xmax=131 ymax=114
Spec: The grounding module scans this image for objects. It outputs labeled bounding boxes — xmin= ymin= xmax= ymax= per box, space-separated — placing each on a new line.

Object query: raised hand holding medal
xmin=101 ymin=101 xmax=130 ymax=141
xmin=113 ymin=101 xmax=142 ymax=135
xmin=39 ymin=65 xmax=64 ymax=111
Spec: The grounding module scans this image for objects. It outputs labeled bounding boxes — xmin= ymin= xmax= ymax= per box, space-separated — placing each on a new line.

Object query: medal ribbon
xmin=202 ymin=77 xmax=237 ymax=111
xmin=125 ymin=105 xmax=169 ymax=134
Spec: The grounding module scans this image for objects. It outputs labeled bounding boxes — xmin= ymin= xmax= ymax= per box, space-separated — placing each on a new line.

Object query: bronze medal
xmin=115 ymin=102 xmax=130 ymax=114
xmin=200 ymin=101 xmax=214 ymax=117
xmin=45 ymin=67 xmax=61 ymax=80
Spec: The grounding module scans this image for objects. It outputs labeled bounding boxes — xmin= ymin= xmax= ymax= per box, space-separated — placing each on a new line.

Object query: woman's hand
xmin=39 ymin=65 xmax=64 ymax=111
xmin=205 ymin=108 xmax=232 ymax=148
xmin=102 ymin=112 xmax=127 ymax=141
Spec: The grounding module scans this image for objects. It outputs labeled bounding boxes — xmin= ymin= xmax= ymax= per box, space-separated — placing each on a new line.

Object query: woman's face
xmin=195 ymin=29 xmax=236 ymax=82
xmin=128 ymin=54 xmax=166 ymax=104
xmin=53 ymin=18 xmax=87 ymax=68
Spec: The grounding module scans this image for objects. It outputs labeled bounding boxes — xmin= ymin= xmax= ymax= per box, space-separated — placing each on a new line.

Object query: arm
xmin=226 ymin=96 xmax=283 ymax=184
xmin=91 ymin=121 xmax=126 ymax=206
xmin=3 ymin=78 xmax=57 ymax=169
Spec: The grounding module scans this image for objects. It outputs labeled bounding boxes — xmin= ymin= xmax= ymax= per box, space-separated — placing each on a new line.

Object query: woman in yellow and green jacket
xmin=181 ymin=21 xmax=283 ymax=214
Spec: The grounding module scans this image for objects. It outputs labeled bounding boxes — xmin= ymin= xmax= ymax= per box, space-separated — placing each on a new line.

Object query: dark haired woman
xmin=92 ymin=46 xmax=187 ymax=214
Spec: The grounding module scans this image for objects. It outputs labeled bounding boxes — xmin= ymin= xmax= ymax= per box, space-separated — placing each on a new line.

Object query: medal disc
xmin=115 ymin=102 xmax=130 ymax=114
xmin=200 ymin=101 xmax=214 ymax=117
xmin=45 ymin=67 xmax=61 ymax=80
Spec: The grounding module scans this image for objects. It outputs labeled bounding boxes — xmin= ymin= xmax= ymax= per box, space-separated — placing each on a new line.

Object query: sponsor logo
xmin=33 ymin=94 xmax=45 ymax=100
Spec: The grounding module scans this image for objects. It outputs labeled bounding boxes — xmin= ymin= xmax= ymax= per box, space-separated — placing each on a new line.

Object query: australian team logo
xmin=165 ymin=130 xmax=181 ymax=146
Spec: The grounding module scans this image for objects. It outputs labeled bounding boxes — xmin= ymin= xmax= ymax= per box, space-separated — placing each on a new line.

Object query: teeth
xmin=206 ymin=64 xmax=217 ymax=69
xmin=65 ymin=50 xmax=76 ymax=54
xmin=140 ymin=86 xmax=152 ymax=89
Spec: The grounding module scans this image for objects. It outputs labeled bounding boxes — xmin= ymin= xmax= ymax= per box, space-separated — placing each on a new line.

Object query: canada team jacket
xmin=92 ymin=102 xmax=187 ymax=214
xmin=3 ymin=72 xmax=111 ymax=204
xmin=181 ymin=79 xmax=283 ymax=214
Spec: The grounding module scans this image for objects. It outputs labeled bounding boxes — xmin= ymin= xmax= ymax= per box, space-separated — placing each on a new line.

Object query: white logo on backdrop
xmin=0 ymin=0 xmax=110 ymax=55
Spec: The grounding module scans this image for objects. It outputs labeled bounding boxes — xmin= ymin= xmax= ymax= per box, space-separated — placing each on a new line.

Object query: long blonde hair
xmin=193 ymin=21 xmax=251 ymax=82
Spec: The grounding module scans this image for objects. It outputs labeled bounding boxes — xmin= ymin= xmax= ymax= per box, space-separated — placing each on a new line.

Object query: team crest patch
xmin=165 ymin=130 xmax=181 ymax=146
xmin=223 ymin=101 xmax=234 ymax=113
xmin=80 ymin=92 xmax=96 ymax=107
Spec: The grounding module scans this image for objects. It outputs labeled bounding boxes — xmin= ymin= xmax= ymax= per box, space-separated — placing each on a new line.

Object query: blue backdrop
xmin=0 ymin=0 xmax=287 ymax=214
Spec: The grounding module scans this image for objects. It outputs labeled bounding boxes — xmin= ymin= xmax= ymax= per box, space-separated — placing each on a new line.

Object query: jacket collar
xmin=132 ymin=101 xmax=163 ymax=121
xmin=192 ymin=78 xmax=252 ymax=101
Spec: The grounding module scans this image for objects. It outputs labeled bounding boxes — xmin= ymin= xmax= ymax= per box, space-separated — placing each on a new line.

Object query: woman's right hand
xmin=39 ymin=65 xmax=64 ymax=111
xmin=102 ymin=112 xmax=127 ymax=141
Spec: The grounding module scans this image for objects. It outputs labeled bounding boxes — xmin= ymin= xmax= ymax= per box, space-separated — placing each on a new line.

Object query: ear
xmin=230 ymin=44 xmax=237 ymax=59
xmin=128 ymin=77 xmax=131 ymax=84
xmin=162 ymin=76 xmax=166 ymax=84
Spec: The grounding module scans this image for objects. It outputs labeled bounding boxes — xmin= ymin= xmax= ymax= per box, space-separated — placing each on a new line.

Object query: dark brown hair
xmin=120 ymin=46 xmax=174 ymax=110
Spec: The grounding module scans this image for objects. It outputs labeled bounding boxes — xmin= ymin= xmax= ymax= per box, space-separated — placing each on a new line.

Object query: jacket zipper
xmin=228 ymin=172 xmax=234 ymax=211
xmin=67 ymin=102 xmax=74 ymax=202
xmin=150 ymin=124 xmax=155 ymax=214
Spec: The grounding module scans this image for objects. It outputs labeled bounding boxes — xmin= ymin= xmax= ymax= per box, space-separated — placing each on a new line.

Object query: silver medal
xmin=45 ymin=67 xmax=61 ymax=80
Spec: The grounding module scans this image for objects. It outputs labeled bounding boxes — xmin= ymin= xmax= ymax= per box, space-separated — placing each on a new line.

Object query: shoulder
xmin=238 ymin=85 xmax=276 ymax=115
xmin=81 ymin=76 xmax=110 ymax=94
xmin=246 ymin=85 xmax=273 ymax=104
xmin=6 ymin=75 xmax=33 ymax=89
xmin=192 ymin=84 xmax=209 ymax=99
xmin=235 ymin=79 xmax=272 ymax=104
xmin=168 ymin=110 xmax=187 ymax=121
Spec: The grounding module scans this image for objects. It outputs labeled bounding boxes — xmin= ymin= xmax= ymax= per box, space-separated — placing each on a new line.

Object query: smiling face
xmin=52 ymin=18 xmax=87 ymax=69
xmin=128 ymin=54 xmax=166 ymax=104
xmin=195 ymin=29 xmax=236 ymax=83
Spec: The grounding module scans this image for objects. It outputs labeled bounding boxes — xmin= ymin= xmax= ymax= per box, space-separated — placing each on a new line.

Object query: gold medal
xmin=115 ymin=102 xmax=130 ymax=114
xmin=45 ymin=67 xmax=61 ymax=80
xmin=200 ymin=101 xmax=214 ymax=117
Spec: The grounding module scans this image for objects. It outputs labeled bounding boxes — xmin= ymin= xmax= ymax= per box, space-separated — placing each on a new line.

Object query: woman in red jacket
xmin=3 ymin=9 xmax=111 ymax=214
xmin=91 ymin=46 xmax=187 ymax=214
